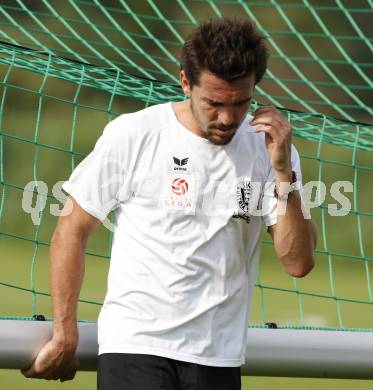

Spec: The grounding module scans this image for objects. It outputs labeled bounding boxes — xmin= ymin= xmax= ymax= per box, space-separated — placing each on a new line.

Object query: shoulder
xmin=102 ymin=103 xmax=171 ymax=142
xmin=98 ymin=104 xmax=171 ymax=148
xmin=89 ymin=103 xmax=170 ymax=158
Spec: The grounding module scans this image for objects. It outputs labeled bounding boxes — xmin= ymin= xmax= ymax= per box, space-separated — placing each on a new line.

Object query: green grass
xmin=1 ymin=370 xmax=373 ymax=390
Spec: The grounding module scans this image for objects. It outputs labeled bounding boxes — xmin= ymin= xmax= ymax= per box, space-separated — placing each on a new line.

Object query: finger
xmin=59 ymin=356 xmax=79 ymax=382
xmin=21 ymin=359 xmax=52 ymax=378
xmin=22 ymin=367 xmax=54 ymax=380
xmin=252 ymin=105 xmax=276 ymax=114
xmin=251 ymin=107 xmax=280 ymax=119
xmin=251 ymin=105 xmax=284 ymax=119
xmin=45 ymin=375 xmax=59 ymax=381
xmin=60 ymin=369 xmax=77 ymax=382
xmin=22 ymin=370 xmax=44 ymax=379
xmin=22 ymin=360 xmax=65 ymax=380
xmin=254 ymin=124 xmax=284 ymax=141
xmin=253 ymin=122 xmax=292 ymax=142
xmin=21 ymin=363 xmax=38 ymax=378
xmin=250 ymin=115 xmax=281 ymax=127
xmin=43 ymin=367 xmax=68 ymax=381
xmin=253 ymin=125 xmax=272 ymax=134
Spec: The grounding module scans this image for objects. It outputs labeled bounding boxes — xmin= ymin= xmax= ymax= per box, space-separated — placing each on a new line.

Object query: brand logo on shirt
xmin=173 ymin=156 xmax=189 ymax=171
xmin=233 ymin=179 xmax=252 ymax=224
xmin=162 ymin=174 xmax=195 ymax=212
xmin=171 ymin=177 xmax=189 ymax=196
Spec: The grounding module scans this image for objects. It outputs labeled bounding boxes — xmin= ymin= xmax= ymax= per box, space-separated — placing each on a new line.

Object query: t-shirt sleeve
xmin=261 ymin=144 xmax=303 ymax=227
xmin=62 ymin=119 xmax=132 ymax=221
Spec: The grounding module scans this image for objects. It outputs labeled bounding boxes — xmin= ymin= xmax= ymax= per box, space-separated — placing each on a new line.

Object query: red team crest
xmin=171 ymin=178 xmax=189 ymax=196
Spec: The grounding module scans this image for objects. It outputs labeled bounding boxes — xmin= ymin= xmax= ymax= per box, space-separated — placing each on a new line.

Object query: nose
xmin=218 ymin=108 xmax=235 ymax=128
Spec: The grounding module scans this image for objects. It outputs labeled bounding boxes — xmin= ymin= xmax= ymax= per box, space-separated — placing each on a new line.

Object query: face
xmin=180 ymin=70 xmax=255 ymax=145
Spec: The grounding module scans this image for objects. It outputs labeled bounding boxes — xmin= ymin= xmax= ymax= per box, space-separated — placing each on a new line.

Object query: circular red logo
xmin=171 ymin=178 xmax=189 ymax=195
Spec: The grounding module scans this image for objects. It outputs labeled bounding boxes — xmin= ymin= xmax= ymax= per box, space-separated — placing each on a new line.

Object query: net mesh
xmin=0 ymin=1 xmax=372 ymax=331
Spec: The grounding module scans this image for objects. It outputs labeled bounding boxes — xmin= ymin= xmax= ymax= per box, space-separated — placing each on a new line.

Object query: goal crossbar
xmin=1 ymin=320 xmax=372 ymax=379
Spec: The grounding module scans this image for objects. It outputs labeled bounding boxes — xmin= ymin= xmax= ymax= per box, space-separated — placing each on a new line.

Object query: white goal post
xmin=0 ymin=320 xmax=373 ymax=378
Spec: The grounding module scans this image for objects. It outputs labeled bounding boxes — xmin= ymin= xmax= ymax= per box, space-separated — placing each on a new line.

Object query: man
xmin=21 ymin=17 xmax=316 ymax=389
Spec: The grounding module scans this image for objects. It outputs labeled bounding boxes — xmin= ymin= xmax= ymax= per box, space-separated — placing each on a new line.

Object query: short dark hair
xmin=181 ymin=17 xmax=269 ymax=87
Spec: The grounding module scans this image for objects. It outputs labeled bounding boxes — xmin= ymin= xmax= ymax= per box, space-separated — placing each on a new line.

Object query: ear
xmin=179 ymin=70 xmax=191 ymax=97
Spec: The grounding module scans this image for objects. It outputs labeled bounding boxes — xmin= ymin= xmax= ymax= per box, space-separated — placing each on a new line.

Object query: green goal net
xmin=0 ymin=0 xmax=372 ymax=350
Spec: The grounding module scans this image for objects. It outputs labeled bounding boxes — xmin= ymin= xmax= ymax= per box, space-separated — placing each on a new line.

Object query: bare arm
xmin=268 ymin=172 xmax=317 ymax=277
xmin=21 ymin=196 xmax=100 ymax=381
xmin=250 ymin=106 xmax=316 ymax=278
xmin=50 ymin=196 xmax=100 ymax=347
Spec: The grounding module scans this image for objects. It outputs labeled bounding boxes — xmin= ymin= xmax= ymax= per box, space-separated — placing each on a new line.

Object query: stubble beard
xmin=189 ymin=98 xmax=234 ymax=146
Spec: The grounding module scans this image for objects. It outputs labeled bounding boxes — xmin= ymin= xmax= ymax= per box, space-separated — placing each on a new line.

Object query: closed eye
xmin=233 ymin=100 xmax=251 ymax=107
xmin=209 ymin=101 xmax=224 ymax=107
xmin=203 ymin=97 xmax=251 ymax=108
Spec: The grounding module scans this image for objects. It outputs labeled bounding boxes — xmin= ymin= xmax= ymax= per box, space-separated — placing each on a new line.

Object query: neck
xmin=172 ymin=100 xmax=205 ymax=138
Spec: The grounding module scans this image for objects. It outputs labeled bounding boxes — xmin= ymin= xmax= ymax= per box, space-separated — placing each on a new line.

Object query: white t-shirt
xmin=62 ymin=102 xmax=302 ymax=367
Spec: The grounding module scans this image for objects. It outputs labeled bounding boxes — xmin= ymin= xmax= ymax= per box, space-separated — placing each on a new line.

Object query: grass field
xmin=1 ymin=370 xmax=373 ymax=390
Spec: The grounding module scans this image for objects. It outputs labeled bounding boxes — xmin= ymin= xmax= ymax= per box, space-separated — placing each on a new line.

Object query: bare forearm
xmin=50 ymin=224 xmax=86 ymax=346
xmin=250 ymin=106 xmax=316 ymax=277
xmin=20 ymin=199 xmax=99 ymax=381
xmin=273 ymin=173 xmax=316 ymax=277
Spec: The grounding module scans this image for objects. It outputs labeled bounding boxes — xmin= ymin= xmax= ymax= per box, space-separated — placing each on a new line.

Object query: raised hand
xmin=250 ymin=106 xmax=292 ymax=174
